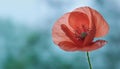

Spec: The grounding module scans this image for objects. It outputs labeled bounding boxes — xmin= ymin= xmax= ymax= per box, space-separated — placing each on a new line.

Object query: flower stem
xmin=86 ymin=52 xmax=92 ymax=69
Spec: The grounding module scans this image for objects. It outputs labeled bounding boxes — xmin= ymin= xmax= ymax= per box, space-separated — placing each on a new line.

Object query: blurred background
xmin=0 ymin=0 xmax=119 ymax=69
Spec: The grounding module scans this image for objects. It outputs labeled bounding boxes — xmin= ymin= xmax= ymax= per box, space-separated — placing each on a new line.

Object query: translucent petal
xmin=58 ymin=41 xmax=79 ymax=51
xmin=74 ymin=7 xmax=109 ymax=37
xmin=52 ymin=13 xmax=74 ymax=45
xmin=78 ymin=40 xmax=107 ymax=51
xmin=68 ymin=12 xmax=89 ymax=30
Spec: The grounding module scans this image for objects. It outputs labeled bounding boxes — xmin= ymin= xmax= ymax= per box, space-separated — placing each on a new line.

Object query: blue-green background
xmin=0 ymin=0 xmax=119 ymax=69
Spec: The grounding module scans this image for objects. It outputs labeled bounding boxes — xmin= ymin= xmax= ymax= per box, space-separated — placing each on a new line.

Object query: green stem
xmin=86 ymin=52 xmax=92 ymax=69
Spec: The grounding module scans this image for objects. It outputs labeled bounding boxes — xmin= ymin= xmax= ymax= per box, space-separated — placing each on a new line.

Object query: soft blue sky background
xmin=0 ymin=0 xmax=120 ymax=69
xmin=0 ymin=0 xmax=92 ymax=29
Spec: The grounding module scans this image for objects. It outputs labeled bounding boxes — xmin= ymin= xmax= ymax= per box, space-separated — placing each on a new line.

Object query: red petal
xmin=78 ymin=40 xmax=107 ymax=51
xmin=52 ymin=13 xmax=74 ymax=46
xmin=52 ymin=6 xmax=109 ymax=52
xmin=68 ymin=12 xmax=89 ymax=30
xmin=91 ymin=9 xmax=109 ymax=37
xmin=58 ymin=41 xmax=79 ymax=51
xmin=61 ymin=24 xmax=83 ymax=46
xmin=83 ymin=27 xmax=96 ymax=46
xmin=73 ymin=7 xmax=109 ymax=37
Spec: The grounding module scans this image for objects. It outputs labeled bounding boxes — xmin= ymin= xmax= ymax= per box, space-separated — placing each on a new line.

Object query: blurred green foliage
xmin=0 ymin=18 xmax=88 ymax=69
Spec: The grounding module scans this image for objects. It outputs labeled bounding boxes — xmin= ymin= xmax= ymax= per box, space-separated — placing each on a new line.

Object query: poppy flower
xmin=52 ymin=6 xmax=109 ymax=51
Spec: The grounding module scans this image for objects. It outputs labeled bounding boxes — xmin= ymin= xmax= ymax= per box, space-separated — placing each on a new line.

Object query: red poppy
xmin=52 ymin=7 xmax=109 ymax=51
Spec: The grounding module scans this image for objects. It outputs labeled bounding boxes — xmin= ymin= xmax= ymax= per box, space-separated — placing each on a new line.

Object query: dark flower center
xmin=74 ymin=25 xmax=89 ymax=41
xmin=81 ymin=32 xmax=87 ymax=38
